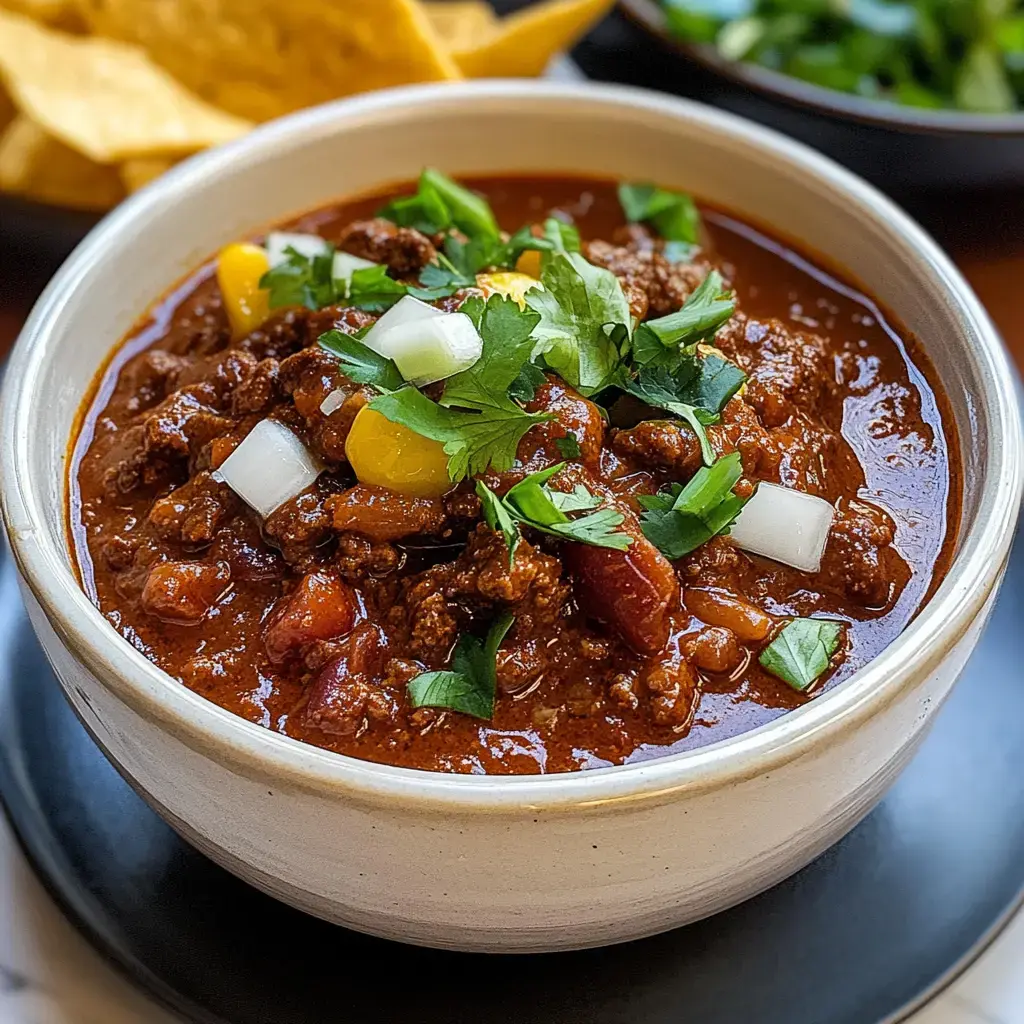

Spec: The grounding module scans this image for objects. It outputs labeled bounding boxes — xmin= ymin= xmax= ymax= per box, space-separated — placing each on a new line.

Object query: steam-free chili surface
xmin=70 ymin=175 xmax=960 ymax=774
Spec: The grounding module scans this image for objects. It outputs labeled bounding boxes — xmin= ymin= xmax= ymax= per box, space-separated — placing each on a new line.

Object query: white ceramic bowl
xmin=2 ymin=82 xmax=1021 ymax=953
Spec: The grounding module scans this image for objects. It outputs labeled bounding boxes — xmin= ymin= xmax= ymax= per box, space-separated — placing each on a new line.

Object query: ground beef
xmin=326 ymin=485 xmax=447 ymax=542
xmin=612 ymin=419 xmax=703 ymax=482
xmin=232 ymin=358 xmax=281 ymax=416
xmin=263 ymin=480 xmax=337 ymax=569
xmin=821 ymin=501 xmax=908 ymax=608
xmin=583 ymin=237 xmax=708 ymax=317
xmin=147 ymin=471 xmax=238 ymax=547
xmin=717 ymin=316 xmax=837 ymax=419
xmin=336 ymin=218 xmax=437 ymax=276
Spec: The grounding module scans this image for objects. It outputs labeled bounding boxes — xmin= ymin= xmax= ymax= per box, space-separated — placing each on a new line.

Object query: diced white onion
xmin=214 ymin=419 xmax=322 ymax=517
xmin=361 ymin=294 xmax=444 ymax=356
xmin=265 ymin=231 xmax=330 ymax=267
xmin=332 ymin=251 xmax=378 ymax=294
xmin=376 ymin=311 xmax=483 ymax=386
xmin=320 ymin=389 xmax=347 ymax=416
xmin=728 ymin=482 xmax=835 ymax=573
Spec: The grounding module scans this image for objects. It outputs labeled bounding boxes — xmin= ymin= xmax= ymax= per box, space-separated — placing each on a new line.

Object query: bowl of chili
xmin=1 ymin=81 xmax=1020 ymax=952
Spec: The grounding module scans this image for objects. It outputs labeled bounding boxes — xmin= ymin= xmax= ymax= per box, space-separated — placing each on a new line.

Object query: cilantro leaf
xmin=477 ymin=481 xmax=521 ymax=566
xmin=555 ymin=434 xmax=583 ymax=459
xmin=317 ymin=329 xmax=403 ymax=392
xmin=549 ymin=484 xmax=602 ymax=512
xmin=618 ymin=182 xmax=701 ymax=244
xmin=620 ymin=350 xmax=746 ymax=466
xmin=633 ymin=271 xmax=736 ymax=367
xmin=346 ymin=264 xmax=408 ymax=312
xmin=639 ymin=451 xmax=750 ymax=558
xmin=542 ymin=217 xmax=581 ymax=254
xmin=367 ymin=295 xmax=552 ymax=481
xmin=260 ymin=246 xmax=339 ymax=311
xmin=759 ymin=618 xmax=844 ymax=692
xmin=442 ymin=294 xmax=541 ymax=411
xmin=526 ymin=251 xmax=631 ymax=395
xmin=507 ymin=361 xmax=546 ymax=403
xmin=503 ymin=465 xmax=633 ymax=551
xmin=407 ymin=612 xmax=515 ymax=719
xmin=477 ymin=467 xmax=632 ymax=557
xmin=378 ymin=168 xmax=500 ymax=243
xmin=420 ymin=168 xmax=500 ymax=242
xmin=368 ymin=386 xmax=547 ymax=481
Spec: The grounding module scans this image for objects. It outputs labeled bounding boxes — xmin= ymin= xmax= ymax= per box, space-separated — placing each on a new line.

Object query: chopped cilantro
xmin=317 ymin=329 xmax=403 ymax=392
xmin=378 ymin=167 xmax=500 ymax=242
xmin=526 ymin=251 xmax=631 ymax=395
xmin=555 ymin=434 xmax=583 ymax=459
xmin=476 ymin=466 xmax=632 ymax=562
xmin=633 ymin=271 xmax=736 ymax=367
xmin=260 ymin=245 xmax=337 ymax=311
xmin=368 ymin=295 xmax=553 ymax=481
xmin=507 ymin=361 xmax=547 ymax=403
xmin=346 ymin=264 xmax=408 ymax=312
xmin=542 ymin=217 xmax=581 ymax=254
xmin=407 ymin=612 xmax=515 ymax=719
xmin=620 ymin=356 xmax=746 ymax=465
xmin=618 ymin=182 xmax=701 ymax=244
xmin=759 ymin=618 xmax=844 ymax=692
xmin=638 ymin=451 xmax=750 ymax=558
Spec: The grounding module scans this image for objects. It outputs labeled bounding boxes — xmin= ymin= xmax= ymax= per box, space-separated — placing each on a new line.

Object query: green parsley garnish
xmin=638 ymin=451 xmax=751 ymax=558
xmin=759 ymin=618 xmax=844 ymax=692
xmin=260 ymin=245 xmax=337 ymax=311
xmin=554 ymin=434 xmax=583 ymax=459
xmin=620 ymin=356 xmax=747 ymax=465
xmin=526 ymin=250 xmax=632 ymax=395
xmin=618 ymin=182 xmax=701 ymax=244
xmin=346 ymin=264 xmax=408 ymax=312
xmin=477 ymin=464 xmax=632 ymax=564
xmin=317 ymin=329 xmax=403 ymax=392
xmin=633 ymin=271 xmax=736 ymax=368
xmin=506 ymin=361 xmax=547 ymax=403
xmin=407 ymin=612 xmax=515 ymax=720
xmin=367 ymin=294 xmax=553 ymax=481
xmin=379 ymin=167 xmax=501 ymax=241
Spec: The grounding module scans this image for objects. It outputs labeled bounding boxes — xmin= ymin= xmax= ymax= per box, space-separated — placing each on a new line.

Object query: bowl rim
xmin=619 ymin=0 xmax=1024 ymax=136
xmin=2 ymin=79 xmax=1021 ymax=811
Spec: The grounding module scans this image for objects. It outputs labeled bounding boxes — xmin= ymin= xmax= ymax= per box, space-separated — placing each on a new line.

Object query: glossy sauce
xmin=69 ymin=176 xmax=961 ymax=773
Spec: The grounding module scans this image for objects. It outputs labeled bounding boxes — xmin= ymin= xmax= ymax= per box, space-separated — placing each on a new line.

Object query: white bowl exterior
xmin=3 ymin=83 xmax=1021 ymax=951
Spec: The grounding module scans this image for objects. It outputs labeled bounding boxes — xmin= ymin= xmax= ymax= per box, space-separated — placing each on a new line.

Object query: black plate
xmin=2 ymin=530 xmax=1024 ymax=1024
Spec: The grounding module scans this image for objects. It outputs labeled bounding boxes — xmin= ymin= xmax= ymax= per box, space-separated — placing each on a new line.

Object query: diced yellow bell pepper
xmin=476 ymin=270 xmax=541 ymax=309
xmin=345 ymin=406 xmax=452 ymax=498
xmin=514 ymin=249 xmax=543 ymax=280
xmin=216 ymin=242 xmax=271 ymax=339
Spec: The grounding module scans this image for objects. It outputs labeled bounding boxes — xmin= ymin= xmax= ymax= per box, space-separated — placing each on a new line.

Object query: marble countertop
xmin=0 ymin=808 xmax=1019 ymax=1024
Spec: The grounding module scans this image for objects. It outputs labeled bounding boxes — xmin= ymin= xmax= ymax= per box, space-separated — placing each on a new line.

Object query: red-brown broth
xmin=69 ymin=175 xmax=961 ymax=773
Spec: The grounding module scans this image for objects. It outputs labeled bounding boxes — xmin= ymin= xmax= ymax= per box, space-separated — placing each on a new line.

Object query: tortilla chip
xmin=0 ymin=114 xmax=123 ymax=209
xmin=119 ymin=155 xmax=174 ymax=192
xmin=453 ymin=0 xmax=614 ymax=78
xmin=0 ymin=9 xmax=252 ymax=162
xmin=76 ymin=0 xmax=462 ymax=123
xmin=0 ymin=0 xmax=84 ymax=31
xmin=425 ymin=1 xmax=497 ymax=52
xmin=0 ymin=85 xmax=14 ymax=131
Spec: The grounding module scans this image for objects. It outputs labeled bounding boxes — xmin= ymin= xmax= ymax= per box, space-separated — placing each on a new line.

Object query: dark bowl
xmin=613 ymin=0 xmax=1024 ymax=192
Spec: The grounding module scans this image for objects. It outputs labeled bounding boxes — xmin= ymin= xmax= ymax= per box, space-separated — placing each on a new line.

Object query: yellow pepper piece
xmin=216 ymin=242 xmax=270 ymax=339
xmin=514 ymin=249 xmax=543 ymax=280
xmin=345 ymin=406 xmax=452 ymax=498
xmin=476 ymin=270 xmax=541 ymax=309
